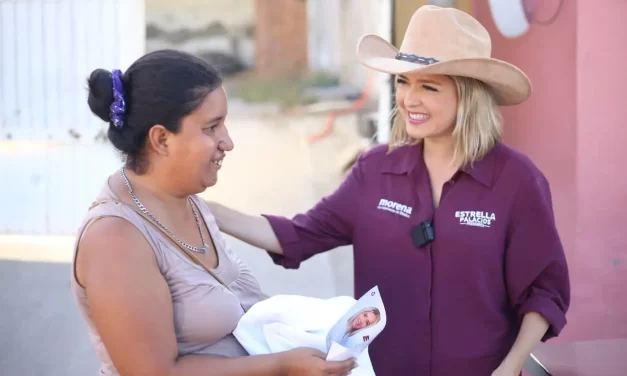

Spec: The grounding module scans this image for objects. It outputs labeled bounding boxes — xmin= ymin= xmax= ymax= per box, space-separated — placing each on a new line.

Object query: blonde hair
xmin=344 ymin=307 xmax=381 ymax=337
xmin=388 ymin=76 xmax=502 ymax=168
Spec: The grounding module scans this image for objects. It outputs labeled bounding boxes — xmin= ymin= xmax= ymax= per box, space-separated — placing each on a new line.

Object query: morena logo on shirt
xmin=455 ymin=211 xmax=496 ymax=228
xmin=377 ymin=198 xmax=413 ymax=218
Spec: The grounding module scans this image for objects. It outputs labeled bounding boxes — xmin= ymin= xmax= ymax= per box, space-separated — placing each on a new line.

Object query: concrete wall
xmin=573 ymin=0 xmax=627 ymax=341
xmin=471 ymin=0 xmax=627 ymax=341
xmin=306 ymin=0 xmax=379 ymax=89
xmin=145 ymin=0 xmax=255 ymax=72
xmin=306 ymin=0 xmax=342 ymax=75
xmin=337 ymin=0 xmax=380 ymax=89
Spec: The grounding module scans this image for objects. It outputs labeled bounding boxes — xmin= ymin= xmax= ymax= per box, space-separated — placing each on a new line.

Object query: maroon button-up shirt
xmin=263 ymin=142 xmax=570 ymax=376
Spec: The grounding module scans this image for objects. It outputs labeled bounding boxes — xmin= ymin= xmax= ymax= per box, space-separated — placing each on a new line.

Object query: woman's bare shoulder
xmin=75 ymin=216 xmax=180 ymax=374
xmin=76 ymin=215 xmax=159 ymax=287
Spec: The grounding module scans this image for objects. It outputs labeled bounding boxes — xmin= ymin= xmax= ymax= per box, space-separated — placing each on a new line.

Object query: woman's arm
xmin=498 ymin=176 xmax=571 ymax=374
xmin=76 ymin=217 xmax=355 ymax=376
xmin=207 ymin=201 xmax=284 ymax=254
xmin=492 ymin=312 xmax=549 ymax=375
xmin=207 ymin=149 xmax=370 ymax=269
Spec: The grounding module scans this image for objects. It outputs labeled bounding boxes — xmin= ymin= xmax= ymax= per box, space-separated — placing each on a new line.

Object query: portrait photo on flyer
xmin=325 ymin=286 xmax=387 ymax=356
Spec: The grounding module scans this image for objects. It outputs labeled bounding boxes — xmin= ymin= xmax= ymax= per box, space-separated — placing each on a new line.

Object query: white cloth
xmin=233 ymin=294 xmax=377 ymax=376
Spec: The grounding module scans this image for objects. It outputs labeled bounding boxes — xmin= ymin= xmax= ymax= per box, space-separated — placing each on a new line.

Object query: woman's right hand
xmin=279 ymin=347 xmax=357 ymax=376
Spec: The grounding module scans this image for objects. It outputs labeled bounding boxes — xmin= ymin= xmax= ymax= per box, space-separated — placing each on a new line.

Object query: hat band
xmin=395 ymin=52 xmax=439 ymax=65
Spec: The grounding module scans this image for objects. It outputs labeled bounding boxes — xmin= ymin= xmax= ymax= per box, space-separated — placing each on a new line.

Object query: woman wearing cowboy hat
xmin=207 ymin=5 xmax=570 ymax=376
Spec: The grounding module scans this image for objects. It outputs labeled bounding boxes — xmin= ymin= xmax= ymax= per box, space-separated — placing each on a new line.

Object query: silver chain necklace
xmin=120 ymin=168 xmax=208 ymax=254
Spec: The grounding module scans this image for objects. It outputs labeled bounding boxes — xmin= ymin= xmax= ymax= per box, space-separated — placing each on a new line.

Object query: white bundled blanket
xmin=233 ymin=287 xmax=386 ymax=376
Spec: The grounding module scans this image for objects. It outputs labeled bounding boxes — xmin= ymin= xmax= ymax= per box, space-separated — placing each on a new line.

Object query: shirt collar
xmin=380 ymin=142 xmax=500 ymax=187
xmin=460 ymin=143 xmax=500 ymax=187
xmin=380 ymin=143 xmax=422 ymax=175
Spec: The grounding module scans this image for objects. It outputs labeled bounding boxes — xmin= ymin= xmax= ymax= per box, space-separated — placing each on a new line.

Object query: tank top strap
xmin=72 ymin=183 xmax=167 ymax=275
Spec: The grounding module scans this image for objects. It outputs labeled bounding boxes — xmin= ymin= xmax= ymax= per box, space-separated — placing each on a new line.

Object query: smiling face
xmin=388 ymin=74 xmax=503 ymax=168
xmin=349 ymin=310 xmax=378 ymax=332
xmin=394 ymin=73 xmax=458 ymax=143
xmin=157 ymin=86 xmax=234 ymax=193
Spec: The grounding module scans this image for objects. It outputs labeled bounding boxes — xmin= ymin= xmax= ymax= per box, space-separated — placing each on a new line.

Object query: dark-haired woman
xmin=71 ymin=49 xmax=356 ymax=376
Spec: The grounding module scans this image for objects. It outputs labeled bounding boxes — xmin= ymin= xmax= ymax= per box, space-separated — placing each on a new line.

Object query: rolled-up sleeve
xmin=505 ymin=175 xmax=571 ymax=341
xmin=262 ymin=152 xmax=366 ymax=269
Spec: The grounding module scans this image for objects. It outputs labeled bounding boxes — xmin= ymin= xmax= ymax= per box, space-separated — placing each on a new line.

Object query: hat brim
xmin=357 ymin=35 xmax=531 ymax=106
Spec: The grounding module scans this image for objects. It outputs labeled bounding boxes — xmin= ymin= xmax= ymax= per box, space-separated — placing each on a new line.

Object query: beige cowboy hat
xmin=357 ymin=5 xmax=531 ymax=105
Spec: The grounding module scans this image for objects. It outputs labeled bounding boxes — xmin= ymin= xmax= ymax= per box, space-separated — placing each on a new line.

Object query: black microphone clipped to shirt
xmin=411 ymin=219 xmax=435 ymax=249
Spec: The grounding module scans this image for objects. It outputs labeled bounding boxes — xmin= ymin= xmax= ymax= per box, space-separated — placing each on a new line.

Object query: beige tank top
xmin=70 ymin=181 xmax=265 ymax=375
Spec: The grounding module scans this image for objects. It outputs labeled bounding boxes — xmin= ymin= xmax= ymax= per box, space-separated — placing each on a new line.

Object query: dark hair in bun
xmin=86 ymin=49 xmax=222 ymax=174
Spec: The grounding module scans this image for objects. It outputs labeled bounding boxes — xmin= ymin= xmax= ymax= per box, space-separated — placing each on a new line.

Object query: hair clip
xmin=109 ymin=69 xmax=126 ymax=128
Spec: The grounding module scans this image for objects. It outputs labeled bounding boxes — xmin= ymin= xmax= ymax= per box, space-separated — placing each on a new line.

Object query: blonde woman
xmin=207 ymin=6 xmax=570 ymax=376
xmin=339 ymin=307 xmax=381 ymax=346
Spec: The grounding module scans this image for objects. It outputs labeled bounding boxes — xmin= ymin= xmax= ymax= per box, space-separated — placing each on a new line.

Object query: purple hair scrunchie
xmin=109 ymin=69 xmax=127 ymax=128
